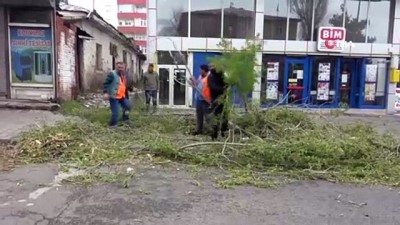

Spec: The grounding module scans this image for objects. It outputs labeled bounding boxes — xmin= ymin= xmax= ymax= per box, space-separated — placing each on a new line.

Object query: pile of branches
xmin=175 ymin=108 xmax=400 ymax=186
xmin=14 ymin=105 xmax=400 ymax=187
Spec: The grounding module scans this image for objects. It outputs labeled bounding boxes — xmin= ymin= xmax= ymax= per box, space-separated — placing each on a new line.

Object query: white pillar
xmin=147 ymin=0 xmax=157 ymax=65
xmin=252 ymin=0 xmax=265 ymax=102
xmin=387 ymin=55 xmax=399 ymax=114
xmin=387 ymin=0 xmax=400 ymax=113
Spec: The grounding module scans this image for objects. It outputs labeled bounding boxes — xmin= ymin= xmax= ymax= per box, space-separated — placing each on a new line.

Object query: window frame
xmin=95 ymin=43 xmax=103 ymax=71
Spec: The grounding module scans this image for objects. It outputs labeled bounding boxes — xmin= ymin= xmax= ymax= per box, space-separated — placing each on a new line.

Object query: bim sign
xmin=317 ymin=27 xmax=346 ymax=52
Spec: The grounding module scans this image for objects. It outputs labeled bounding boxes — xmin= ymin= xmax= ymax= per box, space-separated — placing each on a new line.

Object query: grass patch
xmin=14 ymin=100 xmax=400 ymax=188
xmin=64 ymin=171 xmax=135 ymax=188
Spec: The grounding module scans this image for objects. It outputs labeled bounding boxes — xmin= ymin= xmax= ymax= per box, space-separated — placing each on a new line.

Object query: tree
xmin=208 ymin=39 xmax=261 ymax=113
xmin=290 ymin=0 xmax=328 ymax=40
xmin=158 ymin=8 xmax=184 ymax=36
xmin=329 ymin=4 xmax=376 ymax=43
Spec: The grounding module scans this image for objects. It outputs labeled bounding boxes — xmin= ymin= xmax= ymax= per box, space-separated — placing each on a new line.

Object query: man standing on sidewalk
xmin=102 ymin=62 xmax=132 ymax=127
xmin=143 ymin=63 xmax=159 ymax=113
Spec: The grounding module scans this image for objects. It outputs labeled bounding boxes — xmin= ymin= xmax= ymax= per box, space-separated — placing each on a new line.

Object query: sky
xmin=156 ymin=0 xmax=391 ymax=43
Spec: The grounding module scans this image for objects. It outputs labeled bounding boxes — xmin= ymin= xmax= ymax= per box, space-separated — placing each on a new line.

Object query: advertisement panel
xmin=10 ymin=26 xmax=53 ymax=84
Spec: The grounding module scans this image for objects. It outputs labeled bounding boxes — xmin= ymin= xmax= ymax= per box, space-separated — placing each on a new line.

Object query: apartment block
xmin=118 ymin=0 xmax=147 ymax=54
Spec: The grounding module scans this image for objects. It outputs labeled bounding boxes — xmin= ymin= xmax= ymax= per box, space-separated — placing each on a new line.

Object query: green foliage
xmin=208 ymin=39 xmax=261 ymax=112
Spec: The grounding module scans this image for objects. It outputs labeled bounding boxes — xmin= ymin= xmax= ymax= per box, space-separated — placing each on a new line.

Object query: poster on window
xmin=266 ymin=62 xmax=279 ymax=80
xmin=266 ymin=82 xmax=278 ymax=100
xmin=318 ymin=63 xmax=331 ymax=81
xmin=317 ymin=82 xmax=329 ymax=100
xmin=10 ymin=27 xmax=53 ymax=84
xmin=395 ymin=88 xmax=400 ymax=111
xmin=366 ymin=64 xmax=378 ymax=82
xmin=364 ymin=83 xmax=376 ymax=101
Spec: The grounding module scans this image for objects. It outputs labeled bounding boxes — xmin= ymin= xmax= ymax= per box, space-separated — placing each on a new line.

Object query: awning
xmin=77 ymin=28 xmax=93 ymax=40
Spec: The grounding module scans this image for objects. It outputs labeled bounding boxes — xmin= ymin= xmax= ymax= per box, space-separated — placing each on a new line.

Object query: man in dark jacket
xmin=207 ymin=64 xmax=228 ymax=140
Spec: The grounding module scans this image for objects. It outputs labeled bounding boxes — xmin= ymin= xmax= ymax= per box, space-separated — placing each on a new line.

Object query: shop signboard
xmin=9 ymin=26 xmax=53 ymax=84
xmin=317 ymin=27 xmax=346 ymax=52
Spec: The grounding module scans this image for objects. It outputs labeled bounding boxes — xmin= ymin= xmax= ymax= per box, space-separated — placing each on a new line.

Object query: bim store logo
xmin=317 ymin=27 xmax=346 ymax=52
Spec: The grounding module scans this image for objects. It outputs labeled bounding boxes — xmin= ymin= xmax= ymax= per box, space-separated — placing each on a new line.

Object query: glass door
xmin=358 ymin=58 xmax=388 ymax=109
xmin=158 ymin=65 xmax=189 ymax=107
xmin=158 ymin=66 xmax=170 ymax=105
xmin=173 ymin=68 xmax=187 ymax=106
xmin=284 ymin=58 xmax=309 ymax=105
xmin=340 ymin=59 xmax=357 ymax=108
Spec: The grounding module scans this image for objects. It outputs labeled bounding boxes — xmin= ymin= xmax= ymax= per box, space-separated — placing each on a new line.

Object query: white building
xmin=147 ymin=0 xmax=400 ymax=113
xmin=66 ymin=0 xmax=118 ymax=28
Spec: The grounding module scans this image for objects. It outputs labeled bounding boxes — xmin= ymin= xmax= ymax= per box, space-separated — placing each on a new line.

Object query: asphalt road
xmin=1 ymin=164 xmax=400 ymax=225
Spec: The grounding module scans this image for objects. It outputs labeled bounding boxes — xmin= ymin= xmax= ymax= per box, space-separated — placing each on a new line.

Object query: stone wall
xmin=55 ymin=16 xmax=78 ymax=101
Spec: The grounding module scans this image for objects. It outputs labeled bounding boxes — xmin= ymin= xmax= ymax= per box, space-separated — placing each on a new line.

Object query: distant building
xmin=63 ymin=0 xmax=119 ymax=28
xmin=117 ymin=0 xmax=147 ymax=55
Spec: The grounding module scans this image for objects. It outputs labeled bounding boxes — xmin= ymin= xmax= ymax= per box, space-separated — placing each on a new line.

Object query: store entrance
xmin=284 ymin=58 xmax=309 ymax=105
xmin=265 ymin=55 xmax=388 ymax=109
xmin=339 ymin=59 xmax=359 ymax=108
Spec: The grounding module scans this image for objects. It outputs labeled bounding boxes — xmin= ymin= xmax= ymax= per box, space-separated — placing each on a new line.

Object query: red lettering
xmin=11 ymin=39 xmax=51 ymax=47
xmin=17 ymin=29 xmax=45 ymax=37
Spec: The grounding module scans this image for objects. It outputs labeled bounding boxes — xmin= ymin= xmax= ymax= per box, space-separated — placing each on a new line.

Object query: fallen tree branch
xmin=178 ymin=142 xmax=252 ymax=151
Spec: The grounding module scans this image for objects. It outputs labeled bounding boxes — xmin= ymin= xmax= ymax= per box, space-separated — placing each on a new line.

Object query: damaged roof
xmin=58 ymin=2 xmax=146 ymax=61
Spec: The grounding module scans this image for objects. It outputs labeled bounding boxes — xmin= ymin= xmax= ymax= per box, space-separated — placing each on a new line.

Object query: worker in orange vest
xmin=102 ymin=62 xmax=132 ymax=127
xmin=192 ymin=64 xmax=211 ymax=135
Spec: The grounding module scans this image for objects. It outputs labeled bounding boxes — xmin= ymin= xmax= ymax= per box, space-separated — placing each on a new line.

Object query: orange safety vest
xmin=115 ymin=75 xmax=127 ymax=99
xmin=202 ymin=75 xmax=211 ymax=103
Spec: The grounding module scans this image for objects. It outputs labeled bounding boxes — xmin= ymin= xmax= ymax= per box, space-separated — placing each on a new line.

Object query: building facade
xmin=117 ymin=0 xmax=147 ymax=54
xmin=0 ymin=0 xmax=145 ymax=102
xmin=148 ymin=0 xmax=400 ymax=113
xmin=58 ymin=2 xmax=146 ymax=98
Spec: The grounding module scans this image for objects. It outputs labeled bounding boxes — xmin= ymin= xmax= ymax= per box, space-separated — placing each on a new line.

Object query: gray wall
xmin=0 ymin=6 xmax=7 ymax=97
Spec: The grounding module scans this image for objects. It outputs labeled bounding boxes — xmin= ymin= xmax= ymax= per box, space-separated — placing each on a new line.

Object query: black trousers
xmin=209 ymin=102 xmax=228 ymax=139
xmin=145 ymin=90 xmax=157 ymax=106
xmin=196 ymin=100 xmax=209 ymax=133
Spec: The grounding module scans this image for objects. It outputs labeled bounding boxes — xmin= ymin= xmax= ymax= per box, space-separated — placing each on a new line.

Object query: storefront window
xmin=363 ymin=58 xmax=387 ymax=106
xmin=261 ymin=56 xmax=285 ymax=106
xmin=313 ymin=0 xmax=344 ymax=41
xmin=9 ymin=9 xmax=51 ymax=24
xmin=288 ymin=0 xmax=316 ymax=41
xmin=344 ymin=0 xmax=369 ymax=43
xmin=190 ymin=0 xmax=222 ymax=38
xmin=157 ymin=51 xmax=187 ymax=65
xmin=222 ymin=0 xmax=255 ymax=39
xmin=157 ymin=0 xmax=188 ymax=37
xmin=365 ymin=0 xmax=391 ymax=43
xmin=10 ymin=27 xmax=53 ymax=84
xmin=264 ymin=0 xmax=289 ymax=40
xmin=310 ymin=57 xmax=337 ymax=105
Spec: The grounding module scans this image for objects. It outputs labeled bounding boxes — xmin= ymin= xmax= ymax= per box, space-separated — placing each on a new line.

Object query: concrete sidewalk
xmin=0 ymin=110 xmax=66 ymax=143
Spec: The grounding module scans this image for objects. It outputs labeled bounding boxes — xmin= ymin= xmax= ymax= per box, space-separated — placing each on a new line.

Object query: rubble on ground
xmin=78 ymin=93 xmax=109 ymax=108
